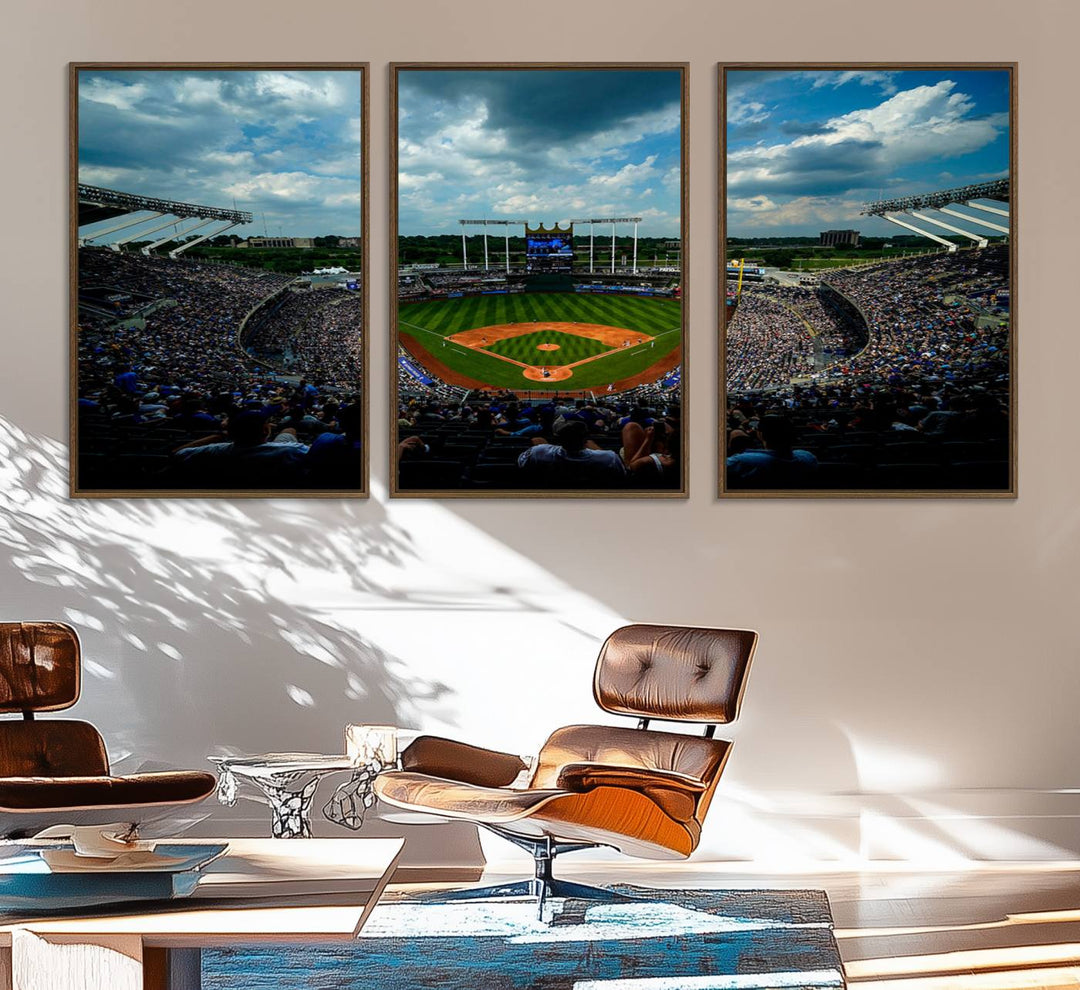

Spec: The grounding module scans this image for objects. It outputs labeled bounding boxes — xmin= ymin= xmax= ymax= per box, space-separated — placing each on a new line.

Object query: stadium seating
xmin=76 ymin=248 xmax=363 ymax=491
xmin=726 ymin=246 xmax=1010 ymax=490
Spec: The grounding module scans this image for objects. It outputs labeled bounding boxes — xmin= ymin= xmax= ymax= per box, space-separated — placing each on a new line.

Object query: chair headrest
xmin=594 ymin=624 xmax=757 ymax=724
xmin=0 ymin=622 xmax=81 ymax=714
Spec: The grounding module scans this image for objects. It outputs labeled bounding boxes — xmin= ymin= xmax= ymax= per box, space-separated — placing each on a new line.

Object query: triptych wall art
xmin=69 ymin=62 xmax=1015 ymax=500
xmin=71 ymin=63 xmax=369 ymax=498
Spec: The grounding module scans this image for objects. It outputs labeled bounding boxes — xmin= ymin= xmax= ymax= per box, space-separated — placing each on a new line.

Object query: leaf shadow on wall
xmin=0 ymin=416 xmax=457 ymax=768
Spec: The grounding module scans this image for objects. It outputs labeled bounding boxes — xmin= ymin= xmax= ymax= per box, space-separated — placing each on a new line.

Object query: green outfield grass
xmin=398 ymin=292 xmax=681 ymax=390
xmin=483 ymin=330 xmax=610 ymax=366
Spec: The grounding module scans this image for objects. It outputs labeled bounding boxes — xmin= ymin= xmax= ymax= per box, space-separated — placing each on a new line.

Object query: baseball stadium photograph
xmin=722 ymin=65 xmax=1014 ymax=496
xmin=72 ymin=64 xmax=368 ymax=496
xmin=392 ymin=64 xmax=686 ymax=496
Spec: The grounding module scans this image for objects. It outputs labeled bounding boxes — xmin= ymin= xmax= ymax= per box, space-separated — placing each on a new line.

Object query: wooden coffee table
xmin=0 ymin=836 xmax=404 ymax=990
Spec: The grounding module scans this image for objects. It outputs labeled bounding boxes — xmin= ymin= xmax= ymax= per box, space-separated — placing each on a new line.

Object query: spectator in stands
xmin=622 ymin=415 xmax=679 ymax=482
xmin=517 ymin=419 xmax=626 ymax=487
xmin=169 ymin=410 xmax=308 ymax=488
xmin=726 ymin=415 xmax=818 ymax=487
xmin=305 ymin=402 xmax=363 ymax=489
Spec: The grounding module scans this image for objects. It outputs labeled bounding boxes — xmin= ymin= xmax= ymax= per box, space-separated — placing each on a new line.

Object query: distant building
xmin=242 ymin=237 xmax=315 ymax=249
xmin=819 ymin=229 xmax=860 ymax=248
xmin=338 ymin=237 xmax=362 ymax=248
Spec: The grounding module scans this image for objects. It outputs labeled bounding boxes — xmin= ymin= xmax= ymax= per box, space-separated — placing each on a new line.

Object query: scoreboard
xmin=525 ymin=222 xmax=574 ymax=273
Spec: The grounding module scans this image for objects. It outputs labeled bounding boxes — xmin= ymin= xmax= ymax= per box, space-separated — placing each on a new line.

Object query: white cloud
xmin=396 ymin=83 xmax=681 ymax=235
xmin=729 ymin=100 xmax=770 ymax=125
xmin=223 ymin=171 xmax=358 ymax=208
xmin=81 ymin=79 xmax=149 ymax=112
xmin=811 ymin=71 xmax=899 ymax=95
xmin=729 ymin=80 xmax=1007 ymax=193
xmin=588 ymin=155 xmax=658 ymax=189
xmin=728 ymin=194 xmax=863 ymax=228
xmin=731 ymin=195 xmax=777 ymax=212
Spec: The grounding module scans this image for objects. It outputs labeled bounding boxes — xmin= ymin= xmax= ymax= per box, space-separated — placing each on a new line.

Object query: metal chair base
xmin=409 ymin=876 xmax=636 ymax=921
xmin=409 ymin=828 xmax=635 ymax=921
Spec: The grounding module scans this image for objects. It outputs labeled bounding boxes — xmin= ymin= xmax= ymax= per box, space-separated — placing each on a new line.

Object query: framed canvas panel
xmin=719 ymin=64 xmax=1016 ymax=498
xmin=391 ymin=63 xmax=688 ymax=498
xmin=71 ymin=63 xmax=369 ymax=498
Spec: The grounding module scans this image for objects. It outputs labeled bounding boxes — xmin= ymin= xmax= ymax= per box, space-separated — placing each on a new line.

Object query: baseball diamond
xmin=398 ymin=293 xmax=681 ymax=392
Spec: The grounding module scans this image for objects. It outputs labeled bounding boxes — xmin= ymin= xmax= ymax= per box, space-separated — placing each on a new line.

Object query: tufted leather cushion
xmin=593 ymin=624 xmax=757 ymax=723
xmin=0 ymin=622 xmax=80 ymax=713
xmin=531 ymin=724 xmax=729 ymax=792
xmin=0 ymin=720 xmax=108 ymax=777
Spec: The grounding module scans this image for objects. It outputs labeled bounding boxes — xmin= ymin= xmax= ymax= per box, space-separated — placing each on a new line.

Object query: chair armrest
xmin=556 ymin=763 xmax=707 ymax=823
xmin=400 ymin=735 xmax=529 ymax=789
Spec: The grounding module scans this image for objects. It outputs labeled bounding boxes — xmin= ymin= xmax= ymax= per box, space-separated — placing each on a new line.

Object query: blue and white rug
xmin=204 ymin=886 xmax=845 ymax=989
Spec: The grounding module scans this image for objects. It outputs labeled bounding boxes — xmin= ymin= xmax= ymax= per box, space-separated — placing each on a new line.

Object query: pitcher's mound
xmin=536 ymin=343 xmax=560 ymax=352
xmin=523 ymin=366 xmax=573 ymax=382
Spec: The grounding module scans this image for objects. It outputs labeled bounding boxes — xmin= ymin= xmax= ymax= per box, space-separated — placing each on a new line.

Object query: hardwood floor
xmin=409 ymin=860 xmax=1080 ymax=988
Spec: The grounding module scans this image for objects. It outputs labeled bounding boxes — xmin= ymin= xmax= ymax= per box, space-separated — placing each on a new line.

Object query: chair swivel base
xmin=409 ymin=876 xmax=639 ymax=921
xmin=408 ymin=830 xmax=642 ymax=921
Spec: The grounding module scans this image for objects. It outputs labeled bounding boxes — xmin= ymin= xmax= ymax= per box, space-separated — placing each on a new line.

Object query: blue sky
xmin=726 ymin=69 xmax=1011 ymax=237
xmin=78 ymin=70 xmax=362 ymax=240
xmin=398 ymin=69 xmax=682 ymax=237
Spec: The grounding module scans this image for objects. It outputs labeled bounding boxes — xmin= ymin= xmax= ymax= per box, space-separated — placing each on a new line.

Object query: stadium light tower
xmin=459 ymin=220 xmax=528 ymax=272
xmin=567 ymin=218 xmax=643 ymax=275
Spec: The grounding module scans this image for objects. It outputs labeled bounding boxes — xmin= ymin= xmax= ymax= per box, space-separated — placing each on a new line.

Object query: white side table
xmin=209 ymin=754 xmax=354 ymax=839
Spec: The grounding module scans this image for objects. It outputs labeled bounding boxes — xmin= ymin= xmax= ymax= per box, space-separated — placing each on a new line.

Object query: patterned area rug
xmin=204 ymin=886 xmax=845 ymax=989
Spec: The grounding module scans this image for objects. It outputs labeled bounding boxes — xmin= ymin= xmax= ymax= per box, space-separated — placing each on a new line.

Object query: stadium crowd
xmin=397 ymin=389 xmax=681 ymax=490
xmin=76 ymin=248 xmax=364 ymax=490
xmin=816 ymin=247 xmax=1008 ymax=386
xmin=725 ymin=246 xmax=1010 ymax=489
xmin=245 ymin=289 xmax=363 ymax=389
xmin=724 ymin=290 xmax=816 ymax=390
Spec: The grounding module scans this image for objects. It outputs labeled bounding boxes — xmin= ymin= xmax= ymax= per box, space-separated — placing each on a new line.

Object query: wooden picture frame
xmin=70 ymin=62 xmax=370 ymax=498
xmin=390 ymin=63 xmax=688 ymax=499
xmin=718 ymin=63 xmax=1017 ymax=498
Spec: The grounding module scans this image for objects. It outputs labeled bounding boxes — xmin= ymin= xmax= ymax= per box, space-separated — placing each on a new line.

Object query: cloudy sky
xmin=397 ymin=69 xmax=682 ymax=237
xmin=78 ymin=69 xmax=362 ymax=240
xmin=726 ymin=69 xmax=1010 ymax=237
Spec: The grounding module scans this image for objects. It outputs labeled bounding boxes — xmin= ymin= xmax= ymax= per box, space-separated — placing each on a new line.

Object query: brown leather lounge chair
xmin=0 ymin=622 xmax=217 ymax=838
xmin=375 ymin=623 xmax=757 ymax=914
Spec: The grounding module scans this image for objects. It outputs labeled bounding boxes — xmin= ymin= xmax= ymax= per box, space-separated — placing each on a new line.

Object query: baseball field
xmin=398 ymin=292 xmax=682 ymax=392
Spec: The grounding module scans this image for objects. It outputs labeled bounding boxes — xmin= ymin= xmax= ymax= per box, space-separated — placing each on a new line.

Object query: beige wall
xmin=0 ymin=0 xmax=1078 ymax=864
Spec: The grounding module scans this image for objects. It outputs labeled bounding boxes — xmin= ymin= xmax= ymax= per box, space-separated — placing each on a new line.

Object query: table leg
xmin=323 ymin=762 xmax=380 ymax=830
xmin=259 ymin=777 xmax=321 ymax=839
xmin=144 ymin=947 xmax=201 ymax=990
